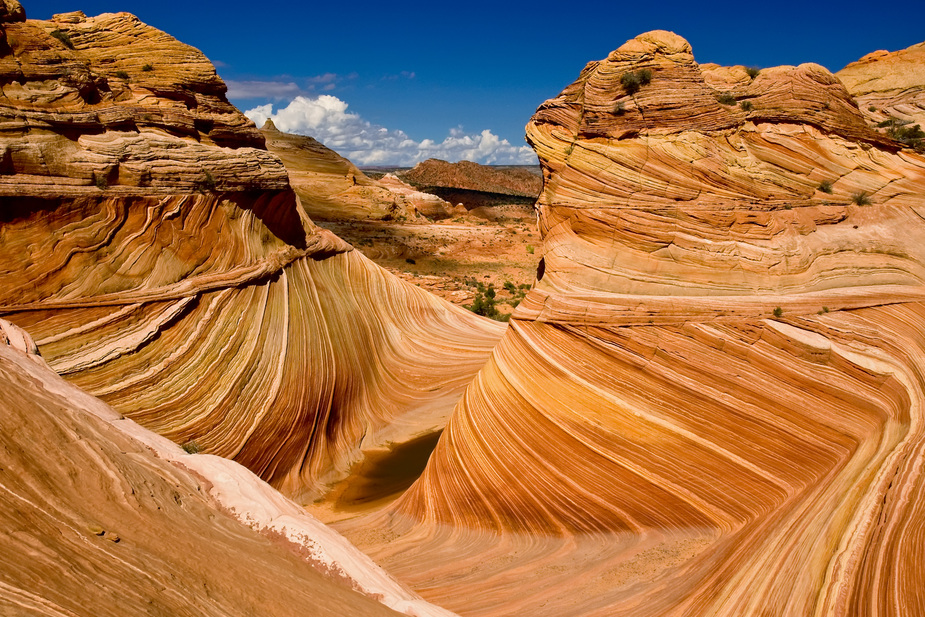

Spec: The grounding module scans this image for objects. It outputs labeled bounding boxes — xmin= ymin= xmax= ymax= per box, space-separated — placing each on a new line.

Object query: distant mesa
xmin=393 ymin=158 xmax=542 ymax=211
xmin=260 ymin=123 xmax=462 ymax=221
xmin=401 ymin=158 xmax=543 ymax=198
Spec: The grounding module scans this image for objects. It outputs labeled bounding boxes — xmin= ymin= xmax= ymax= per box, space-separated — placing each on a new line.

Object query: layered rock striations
xmin=344 ymin=31 xmax=925 ymax=617
xmin=838 ymin=41 xmax=925 ymax=128
xmin=0 ymin=4 xmax=503 ymax=514
xmin=0 ymin=318 xmax=456 ymax=617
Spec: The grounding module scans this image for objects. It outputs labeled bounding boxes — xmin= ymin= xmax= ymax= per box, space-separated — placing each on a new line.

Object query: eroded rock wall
xmin=838 ymin=41 xmax=925 ymax=128
xmin=350 ymin=31 xmax=925 ymax=617
xmin=0 ymin=6 xmax=502 ymax=510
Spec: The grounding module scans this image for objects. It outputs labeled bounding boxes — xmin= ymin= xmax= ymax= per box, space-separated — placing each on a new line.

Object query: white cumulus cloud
xmin=244 ymin=95 xmax=536 ymax=166
xmin=226 ymin=80 xmax=304 ymax=99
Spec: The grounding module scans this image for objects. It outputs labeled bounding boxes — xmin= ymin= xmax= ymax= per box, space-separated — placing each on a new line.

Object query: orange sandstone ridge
xmin=838 ymin=41 xmax=925 ymax=128
xmin=338 ymin=30 xmax=925 ymax=617
xmin=0 ymin=1 xmax=503 ymax=518
xmin=4 ymin=4 xmax=925 ymax=615
xmin=0 ymin=317 xmax=457 ymax=616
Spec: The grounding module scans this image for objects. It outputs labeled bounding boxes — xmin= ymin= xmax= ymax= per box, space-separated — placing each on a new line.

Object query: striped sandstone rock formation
xmin=343 ymin=30 xmax=925 ymax=617
xmin=0 ymin=4 xmax=503 ymax=513
xmin=838 ymin=41 xmax=925 ymax=128
xmin=0 ymin=317 xmax=456 ymax=617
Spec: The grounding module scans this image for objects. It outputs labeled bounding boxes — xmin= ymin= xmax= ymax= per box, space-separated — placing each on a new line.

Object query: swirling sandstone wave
xmin=0 ymin=5 xmax=503 ymax=511
xmin=0 ymin=318 xmax=459 ymax=617
xmin=341 ymin=31 xmax=925 ymax=617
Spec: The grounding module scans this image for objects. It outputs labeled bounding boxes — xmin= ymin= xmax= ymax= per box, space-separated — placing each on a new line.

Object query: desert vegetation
xmin=621 ymin=68 xmax=652 ymax=95
xmin=49 ymin=29 xmax=74 ymax=48
xmin=464 ymin=279 xmax=531 ymax=321
xmin=877 ymin=117 xmax=925 ymax=152
xmin=851 ymin=191 xmax=872 ymax=205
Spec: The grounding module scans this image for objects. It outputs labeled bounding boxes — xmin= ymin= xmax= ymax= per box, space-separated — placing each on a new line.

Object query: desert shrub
xmin=114 ymin=70 xmax=130 ymax=80
xmin=745 ymin=66 xmax=760 ymax=79
xmin=773 ymin=307 xmax=783 ymax=318
xmin=876 ymin=116 xmax=924 ymax=148
xmin=868 ymin=105 xmax=877 ymax=112
xmin=196 ymin=170 xmax=217 ymax=192
xmin=614 ymin=102 xmax=626 ymax=116
xmin=621 ymin=69 xmax=652 ymax=95
xmin=740 ymin=101 xmax=753 ymax=112
xmin=851 ymin=191 xmax=872 ymax=206
xmin=716 ymin=93 xmax=737 ymax=105
xmin=818 ymin=180 xmax=833 ymax=194
xmin=142 ymin=63 xmax=153 ymax=72
xmin=467 ymin=285 xmax=500 ymax=319
xmin=526 ymin=244 xmax=535 ymax=254
xmin=181 ymin=440 xmax=202 ymax=454
xmin=466 ymin=279 xmax=531 ymax=323
xmin=50 ymin=29 xmax=74 ymax=49
xmin=94 ymin=174 xmax=108 ymax=190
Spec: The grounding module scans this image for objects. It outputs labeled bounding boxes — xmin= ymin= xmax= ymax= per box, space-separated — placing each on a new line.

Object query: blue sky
xmin=31 ymin=0 xmax=925 ymax=165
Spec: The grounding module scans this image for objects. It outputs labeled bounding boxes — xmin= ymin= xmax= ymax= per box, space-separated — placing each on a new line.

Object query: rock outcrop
xmin=0 ymin=7 xmax=279 ymax=195
xmin=401 ymin=158 xmax=542 ymax=198
xmin=341 ymin=31 xmax=925 ymax=617
xmin=376 ymin=172 xmax=465 ymax=219
xmin=0 ymin=318 xmax=457 ymax=617
xmin=399 ymin=158 xmax=542 ymax=209
xmin=838 ymin=41 xmax=925 ymax=127
xmin=261 ymin=121 xmax=460 ymax=221
xmin=0 ymin=6 xmax=503 ymax=516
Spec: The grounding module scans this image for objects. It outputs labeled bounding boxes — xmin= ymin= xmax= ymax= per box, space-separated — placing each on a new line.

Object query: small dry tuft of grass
xmin=181 ymin=440 xmax=202 ymax=454
xmin=851 ymin=191 xmax=872 ymax=206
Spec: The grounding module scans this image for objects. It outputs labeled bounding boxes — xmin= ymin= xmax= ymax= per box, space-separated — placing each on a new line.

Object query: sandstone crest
xmin=340 ymin=31 xmax=925 ymax=617
xmin=838 ymin=41 xmax=925 ymax=128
